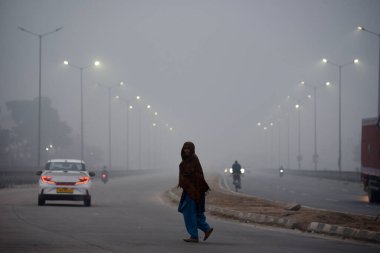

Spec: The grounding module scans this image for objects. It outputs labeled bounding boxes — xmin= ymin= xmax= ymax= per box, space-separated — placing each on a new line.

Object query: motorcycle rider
xmin=279 ymin=165 xmax=284 ymax=177
xmin=232 ymin=160 xmax=242 ymax=189
xmin=101 ymin=166 xmax=109 ymax=183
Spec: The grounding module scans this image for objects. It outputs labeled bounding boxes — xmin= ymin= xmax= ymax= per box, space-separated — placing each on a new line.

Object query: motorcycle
xmin=231 ymin=168 xmax=244 ymax=192
xmin=101 ymin=172 xmax=109 ymax=184
xmin=232 ymin=174 xmax=241 ymax=192
xmin=279 ymin=167 xmax=285 ymax=178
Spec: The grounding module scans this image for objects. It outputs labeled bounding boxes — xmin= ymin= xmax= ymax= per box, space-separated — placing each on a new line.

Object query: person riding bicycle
xmin=232 ymin=160 xmax=242 ymax=189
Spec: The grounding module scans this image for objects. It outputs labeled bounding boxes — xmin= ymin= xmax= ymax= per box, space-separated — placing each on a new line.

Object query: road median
xmin=165 ymin=173 xmax=380 ymax=244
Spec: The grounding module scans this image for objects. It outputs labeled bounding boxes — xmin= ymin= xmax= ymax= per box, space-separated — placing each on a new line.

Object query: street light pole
xmin=18 ymin=26 xmax=63 ymax=168
xmin=270 ymin=122 xmax=274 ymax=169
xmin=287 ymin=95 xmax=310 ymax=170
xmin=338 ymin=65 xmax=342 ymax=172
xmin=283 ymin=99 xmax=292 ymax=170
xmin=64 ymin=60 xmax=100 ymax=161
xmin=136 ymin=96 xmax=142 ymax=170
xmin=300 ymin=81 xmax=331 ymax=170
xmin=115 ymin=96 xmax=132 ymax=170
xmin=278 ymin=119 xmax=281 ymax=169
xmin=146 ymin=104 xmax=153 ymax=170
xmin=296 ymin=102 xmax=301 ymax=169
xmin=151 ymin=112 xmax=159 ymax=170
xmin=80 ymin=68 xmax=84 ymax=161
xmin=293 ymin=95 xmax=311 ymax=170
xmin=108 ymin=88 xmax=111 ymax=171
xmin=97 ymin=82 xmax=124 ymax=170
xmin=313 ymin=87 xmax=317 ymax=170
xmin=358 ymin=26 xmax=380 ymax=119
xmin=287 ymin=111 xmax=290 ymax=170
xmin=323 ymin=58 xmax=358 ymax=172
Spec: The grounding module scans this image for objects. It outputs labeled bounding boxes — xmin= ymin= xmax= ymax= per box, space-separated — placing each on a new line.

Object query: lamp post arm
xmin=18 ymin=26 xmax=63 ymax=37
xmin=41 ymin=27 xmax=63 ymax=37
xmin=361 ymin=27 xmax=380 ymax=37
xmin=18 ymin=26 xmax=39 ymax=37
xmin=67 ymin=63 xmax=93 ymax=70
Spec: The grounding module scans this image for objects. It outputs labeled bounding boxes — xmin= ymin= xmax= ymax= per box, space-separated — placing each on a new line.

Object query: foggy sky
xmin=0 ymin=0 xmax=379 ymax=171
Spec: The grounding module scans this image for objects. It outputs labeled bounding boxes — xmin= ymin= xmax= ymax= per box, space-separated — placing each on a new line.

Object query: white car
xmin=36 ymin=159 xmax=95 ymax=206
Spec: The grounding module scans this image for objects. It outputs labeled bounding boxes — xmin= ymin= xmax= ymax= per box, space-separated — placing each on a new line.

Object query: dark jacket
xmin=232 ymin=161 xmax=241 ymax=174
xmin=178 ymin=142 xmax=210 ymax=211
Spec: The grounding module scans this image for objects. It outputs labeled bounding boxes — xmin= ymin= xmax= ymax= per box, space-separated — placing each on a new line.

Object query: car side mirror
xmin=89 ymin=172 xmax=96 ymax=177
xmin=36 ymin=171 xmax=42 ymax=176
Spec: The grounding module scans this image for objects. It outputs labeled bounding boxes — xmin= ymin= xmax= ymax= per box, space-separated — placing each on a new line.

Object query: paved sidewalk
xmin=166 ymin=173 xmax=380 ymax=244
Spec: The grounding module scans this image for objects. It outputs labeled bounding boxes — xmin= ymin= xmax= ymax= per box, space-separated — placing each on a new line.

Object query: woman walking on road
xmin=177 ymin=141 xmax=214 ymax=243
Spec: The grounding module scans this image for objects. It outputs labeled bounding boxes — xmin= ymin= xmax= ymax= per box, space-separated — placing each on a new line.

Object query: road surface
xmin=224 ymin=169 xmax=380 ymax=216
xmin=0 ymin=171 xmax=379 ymax=253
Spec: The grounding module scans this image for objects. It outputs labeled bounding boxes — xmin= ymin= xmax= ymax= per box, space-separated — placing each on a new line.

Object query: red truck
xmin=361 ymin=117 xmax=380 ymax=203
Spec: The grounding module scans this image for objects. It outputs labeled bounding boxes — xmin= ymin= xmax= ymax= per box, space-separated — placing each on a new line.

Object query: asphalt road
xmin=224 ymin=169 xmax=380 ymax=216
xmin=1 ymin=171 xmax=379 ymax=253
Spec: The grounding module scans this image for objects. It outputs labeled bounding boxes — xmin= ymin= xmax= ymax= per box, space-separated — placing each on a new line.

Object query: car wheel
xmin=376 ymin=191 xmax=380 ymax=203
xmin=84 ymin=196 xmax=91 ymax=207
xmin=368 ymin=189 xmax=378 ymax=203
xmin=38 ymin=195 xmax=45 ymax=206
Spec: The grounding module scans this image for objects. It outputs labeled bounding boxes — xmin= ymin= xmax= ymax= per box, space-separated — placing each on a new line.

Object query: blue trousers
xmin=179 ymin=193 xmax=210 ymax=239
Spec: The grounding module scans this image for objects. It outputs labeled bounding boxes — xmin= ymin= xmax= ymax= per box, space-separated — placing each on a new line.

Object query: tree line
xmin=0 ymin=97 xmax=102 ymax=169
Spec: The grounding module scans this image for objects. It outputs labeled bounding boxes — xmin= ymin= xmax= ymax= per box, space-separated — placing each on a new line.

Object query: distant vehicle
xmin=100 ymin=166 xmax=109 ymax=184
xmin=279 ymin=166 xmax=285 ymax=177
xmin=36 ymin=159 xmax=95 ymax=206
xmin=361 ymin=117 xmax=380 ymax=203
xmin=224 ymin=166 xmax=245 ymax=192
xmin=224 ymin=167 xmax=246 ymax=174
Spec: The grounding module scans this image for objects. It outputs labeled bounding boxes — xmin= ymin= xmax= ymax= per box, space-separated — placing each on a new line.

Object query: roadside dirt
xmin=169 ymin=174 xmax=380 ymax=232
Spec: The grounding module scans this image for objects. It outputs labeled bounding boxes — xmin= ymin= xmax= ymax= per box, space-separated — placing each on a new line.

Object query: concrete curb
xmin=167 ymin=189 xmax=297 ymax=229
xmin=218 ymin=173 xmax=380 ymax=244
xmin=207 ymin=205 xmax=298 ymax=229
xmin=307 ymin=222 xmax=380 ymax=244
xmin=166 ymin=174 xmax=380 ymax=244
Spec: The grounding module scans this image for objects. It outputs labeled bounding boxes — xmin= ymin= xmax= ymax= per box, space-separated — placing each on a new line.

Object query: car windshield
xmin=48 ymin=162 xmax=85 ymax=171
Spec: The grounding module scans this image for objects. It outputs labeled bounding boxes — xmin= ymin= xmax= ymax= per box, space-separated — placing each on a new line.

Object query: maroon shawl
xmin=178 ymin=142 xmax=210 ymax=203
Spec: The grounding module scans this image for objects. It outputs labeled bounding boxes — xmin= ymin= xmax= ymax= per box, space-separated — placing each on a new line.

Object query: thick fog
xmin=0 ymin=0 xmax=379 ymax=172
